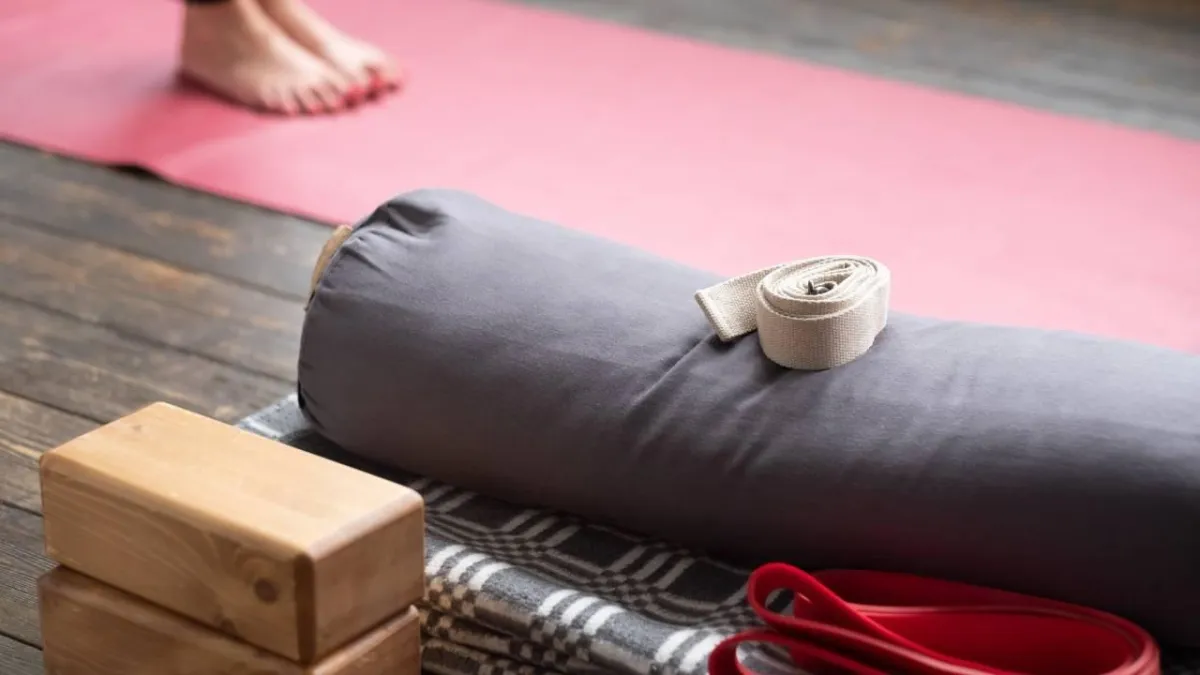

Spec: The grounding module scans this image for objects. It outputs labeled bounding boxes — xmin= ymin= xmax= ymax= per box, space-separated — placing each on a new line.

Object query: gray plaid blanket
xmin=238 ymin=395 xmax=1200 ymax=675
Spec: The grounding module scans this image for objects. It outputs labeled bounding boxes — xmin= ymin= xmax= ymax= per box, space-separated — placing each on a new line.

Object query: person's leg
xmin=256 ymin=0 xmax=401 ymax=96
xmin=179 ymin=0 xmax=376 ymax=115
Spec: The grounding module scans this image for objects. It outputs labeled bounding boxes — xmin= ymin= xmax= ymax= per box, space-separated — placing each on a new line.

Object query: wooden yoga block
xmin=39 ymin=566 xmax=421 ymax=675
xmin=40 ymin=402 xmax=425 ymax=663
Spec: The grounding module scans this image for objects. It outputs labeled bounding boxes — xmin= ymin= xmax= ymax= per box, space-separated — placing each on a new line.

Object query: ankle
xmin=181 ymin=0 xmax=279 ymax=68
xmin=184 ymin=0 xmax=271 ymax=38
xmin=258 ymin=0 xmax=308 ymax=17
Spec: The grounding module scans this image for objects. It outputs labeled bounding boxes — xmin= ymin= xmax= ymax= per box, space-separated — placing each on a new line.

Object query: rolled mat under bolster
xmin=298 ymin=189 xmax=1200 ymax=647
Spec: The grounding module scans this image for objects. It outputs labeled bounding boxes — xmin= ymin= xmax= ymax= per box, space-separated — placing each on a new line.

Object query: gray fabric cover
xmin=239 ymin=395 xmax=1200 ymax=675
xmin=298 ymin=189 xmax=1200 ymax=646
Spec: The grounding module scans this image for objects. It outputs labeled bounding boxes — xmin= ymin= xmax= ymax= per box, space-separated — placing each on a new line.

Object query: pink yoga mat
xmin=2 ymin=0 xmax=1198 ymax=351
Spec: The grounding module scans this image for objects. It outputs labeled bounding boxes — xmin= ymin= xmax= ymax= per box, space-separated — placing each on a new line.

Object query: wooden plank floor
xmin=0 ymin=144 xmax=330 ymax=671
xmin=0 ymin=0 xmax=1197 ymax=672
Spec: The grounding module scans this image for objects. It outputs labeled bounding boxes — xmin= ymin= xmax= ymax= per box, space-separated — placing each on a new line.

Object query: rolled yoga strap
xmin=694 ymin=256 xmax=890 ymax=370
xmin=710 ymin=563 xmax=1160 ymax=675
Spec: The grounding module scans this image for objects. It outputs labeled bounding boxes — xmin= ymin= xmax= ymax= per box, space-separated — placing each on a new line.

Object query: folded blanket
xmin=237 ymin=396 xmax=1200 ymax=675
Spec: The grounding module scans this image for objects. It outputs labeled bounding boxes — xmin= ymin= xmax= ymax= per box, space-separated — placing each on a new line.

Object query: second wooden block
xmin=40 ymin=566 xmax=421 ymax=675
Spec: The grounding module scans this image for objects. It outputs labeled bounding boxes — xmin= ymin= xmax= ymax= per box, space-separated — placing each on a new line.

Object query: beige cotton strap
xmin=694 ymin=256 xmax=891 ymax=370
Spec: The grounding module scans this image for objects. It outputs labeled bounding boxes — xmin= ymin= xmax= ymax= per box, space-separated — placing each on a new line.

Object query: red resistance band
xmin=709 ymin=563 xmax=1159 ymax=675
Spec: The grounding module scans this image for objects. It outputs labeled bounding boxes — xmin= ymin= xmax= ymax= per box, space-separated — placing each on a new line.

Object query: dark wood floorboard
xmin=0 ymin=213 xmax=304 ymax=381
xmin=0 ymin=392 xmax=96 ymax=513
xmin=0 ymin=145 xmax=331 ymax=299
xmin=0 ymin=0 xmax=1197 ymax=672
xmin=0 ymin=504 xmax=48 ymax=648
xmin=0 ymin=293 xmax=288 ymax=423
xmin=0 ymin=143 xmax=318 ymax=670
xmin=0 ymin=635 xmax=43 ymax=675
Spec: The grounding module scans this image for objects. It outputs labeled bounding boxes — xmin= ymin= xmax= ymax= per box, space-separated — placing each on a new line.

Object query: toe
xmin=314 ymin=77 xmax=346 ymax=112
xmin=327 ymin=64 xmax=368 ymax=103
xmin=329 ymin=70 xmax=359 ymax=108
xmin=367 ymin=60 xmax=402 ymax=93
xmin=261 ymin=85 xmax=296 ymax=115
xmin=278 ymin=88 xmax=301 ymax=115
xmin=350 ymin=66 xmax=384 ymax=99
xmin=345 ymin=71 xmax=372 ymax=103
xmin=378 ymin=54 xmax=404 ymax=88
xmin=294 ymin=85 xmax=324 ymax=115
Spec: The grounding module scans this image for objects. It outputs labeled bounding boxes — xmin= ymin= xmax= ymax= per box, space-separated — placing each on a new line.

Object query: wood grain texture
xmin=0 ymin=504 xmax=53 ymax=647
xmin=40 ymin=403 xmax=425 ymax=663
xmin=0 ymin=144 xmax=333 ymax=299
xmin=0 ymin=294 xmax=287 ymax=423
xmin=0 ymin=635 xmax=43 ymax=675
xmin=0 ymin=214 xmax=304 ymax=381
xmin=0 ymin=392 xmax=96 ymax=512
xmin=39 ymin=567 xmax=421 ymax=675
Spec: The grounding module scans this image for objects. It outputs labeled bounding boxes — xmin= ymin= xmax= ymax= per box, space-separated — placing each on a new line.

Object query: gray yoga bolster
xmin=298 ymin=189 xmax=1200 ymax=647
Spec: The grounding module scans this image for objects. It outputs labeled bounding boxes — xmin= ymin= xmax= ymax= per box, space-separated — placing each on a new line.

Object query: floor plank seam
xmin=0 ymin=500 xmax=41 ymax=520
xmin=0 ymin=291 xmax=297 ymax=385
xmin=0 ymin=208 xmax=315 ymax=305
xmin=0 ymin=390 xmax=103 ymax=428
xmin=0 ymin=631 xmax=41 ymax=653
xmin=0 ymin=210 xmax=310 ymax=312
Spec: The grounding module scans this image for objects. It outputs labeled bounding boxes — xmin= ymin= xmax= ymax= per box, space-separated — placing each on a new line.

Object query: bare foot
xmin=180 ymin=0 xmax=355 ymax=115
xmin=257 ymin=0 xmax=402 ymax=99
